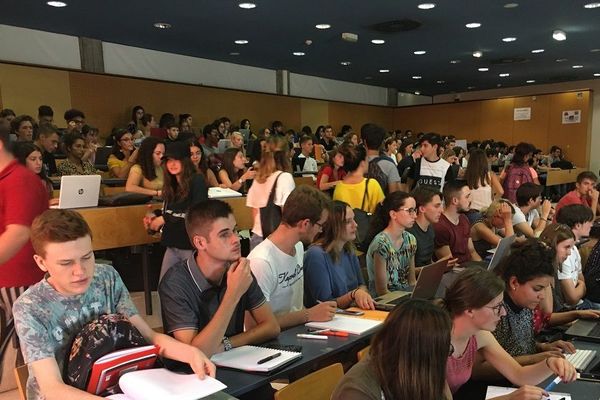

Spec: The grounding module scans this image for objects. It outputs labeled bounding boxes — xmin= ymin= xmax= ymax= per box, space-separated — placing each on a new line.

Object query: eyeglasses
xmin=398 ymin=207 xmax=417 ymax=215
xmin=485 ymin=303 xmax=506 ymax=316
xmin=312 ymin=221 xmax=325 ymax=232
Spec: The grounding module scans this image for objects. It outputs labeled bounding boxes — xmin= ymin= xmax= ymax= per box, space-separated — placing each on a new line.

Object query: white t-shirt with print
xmin=512 ymin=205 xmax=539 ymax=228
xmin=558 ymin=246 xmax=583 ymax=305
xmin=248 ymin=239 xmax=304 ymax=316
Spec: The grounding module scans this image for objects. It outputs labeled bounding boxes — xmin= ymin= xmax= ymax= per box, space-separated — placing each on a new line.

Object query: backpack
xmin=584 ymin=240 xmax=600 ymax=302
xmin=353 ymin=178 xmax=373 ymax=252
xmin=502 ymin=165 xmax=533 ymax=203
xmin=368 ymin=156 xmax=394 ymax=195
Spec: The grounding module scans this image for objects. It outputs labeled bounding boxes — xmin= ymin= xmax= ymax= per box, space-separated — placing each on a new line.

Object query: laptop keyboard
xmin=565 ymin=349 xmax=597 ymax=371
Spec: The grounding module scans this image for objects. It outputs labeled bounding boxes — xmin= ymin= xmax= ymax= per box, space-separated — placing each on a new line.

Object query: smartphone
xmin=336 ymin=309 xmax=364 ymax=316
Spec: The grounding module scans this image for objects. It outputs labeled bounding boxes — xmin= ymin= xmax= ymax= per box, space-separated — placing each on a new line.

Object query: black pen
xmin=257 ymin=352 xmax=281 ymax=364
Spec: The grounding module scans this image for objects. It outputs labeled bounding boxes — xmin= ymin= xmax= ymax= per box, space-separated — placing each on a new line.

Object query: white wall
xmin=433 ymin=80 xmax=600 ymax=172
xmin=0 ymin=25 xmax=81 ymax=70
xmin=289 ymin=73 xmax=388 ymax=106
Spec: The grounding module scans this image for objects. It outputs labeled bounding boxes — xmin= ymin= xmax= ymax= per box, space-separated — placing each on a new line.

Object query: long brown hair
xmin=539 ymin=223 xmax=575 ymax=273
xmin=371 ymin=299 xmax=451 ymax=400
xmin=162 ymin=157 xmax=197 ymax=203
xmin=464 ymin=148 xmax=491 ymax=189
xmin=313 ymin=201 xmax=355 ymax=262
xmin=254 ymin=135 xmax=290 ymax=183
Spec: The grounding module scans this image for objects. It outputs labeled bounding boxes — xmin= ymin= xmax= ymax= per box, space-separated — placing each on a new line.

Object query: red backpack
xmin=502 ymin=165 xmax=533 ymax=203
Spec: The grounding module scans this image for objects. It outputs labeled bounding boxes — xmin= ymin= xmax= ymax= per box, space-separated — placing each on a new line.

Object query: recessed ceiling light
xmin=315 ymin=24 xmax=331 ymax=30
xmin=293 ymin=52 xmax=305 ymax=56
xmin=497 ymin=83 xmax=503 ymax=87
xmin=46 ymin=1 xmax=67 ymax=6
xmin=591 ymin=49 xmax=600 ymax=53
xmin=478 ymin=67 xmax=489 ymax=72
xmin=472 ymin=51 xmax=483 ymax=58
xmin=572 ymin=65 xmax=584 ymax=68
xmin=234 ymin=40 xmax=249 ymax=44
xmin=413 ymin=50 xmax=427 ymax=55
xmin=417 ymin=3 xmax=436 ymax=9
xmin=553 ymin=30 xmax=567 ymax=41
xmin=594 ymin=73 xmax=600 ymax=77
xmin=340 ymin=61 xmax=351 ymax=66
xmin=465 ymin=22 xmax=481 ymax=29
xmin=467 ymin=86 xmax=476 ymax=90
xmin=238 ymin=2 xmax=256 ymax=9
xmin=504 ymin=3 xmax=519 ymax=8
xmin=436 ymin=80 xmax=445 ymax=84
xmin=412 ymin=75 xmax=422 ymax=79
xmin=371 ymin=39 xmax=385 ymax=45
xmin=153 ymin=22 xmax=172 ymax=29
xmin=379 ymin=69 xmax=390 ymax=73
xmin=502 ymin=37 xmax=517 ymax=42
xmin=531 ymin=49 xmax=545 ymax=53
xmin=584 ymin=2 xmax=600 ymax=8
xmin=526 ymin=80 xmax=536 ymax=83
xmin=414 ymin=91 xmax=421 ymax=95
xmin=450 ymin=60 xmax=461 ymax=64
xmin=556 ymin=58 xmax=568 ymax=62
xmin=499 ymin=73 xmax=510 ymax=77
xmin=229 ymin=52 xmax=240 ymax=56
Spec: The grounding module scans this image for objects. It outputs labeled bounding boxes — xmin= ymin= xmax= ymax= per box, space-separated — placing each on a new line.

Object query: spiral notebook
xmin=210 ymin=345 xmax=302 ymax=373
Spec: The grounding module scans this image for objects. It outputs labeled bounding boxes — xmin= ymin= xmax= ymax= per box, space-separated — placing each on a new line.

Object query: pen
xmin=309 ymin=329 xmax=349 ymax=337
xmin=543 ymin=376 xmax=561 ymax=393
xmin=297 ymin=333 xmax=328 ymax=340
xmin=257 ymin=352 xmax=281 ymax=364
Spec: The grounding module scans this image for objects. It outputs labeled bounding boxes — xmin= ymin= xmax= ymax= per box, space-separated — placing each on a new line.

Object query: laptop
xmin=53 ymin=175 xmax=101 ymax=209
xmin=373 ymin=258 xmax=449 ymax=311
xmin=565 ymin=320 xmax=600 ymax=343
xmin=208 ymin=187 xmax=242 ymax=198
xmin=487 ymin=235 xmax=516 ymax=271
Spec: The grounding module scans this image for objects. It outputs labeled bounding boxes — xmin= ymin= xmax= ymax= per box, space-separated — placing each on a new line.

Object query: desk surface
xmin=216 ymin=323 xmax=375 ymax=397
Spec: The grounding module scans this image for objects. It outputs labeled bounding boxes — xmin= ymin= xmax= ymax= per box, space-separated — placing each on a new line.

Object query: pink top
xmin=446 ymin=335 xmax=478 ymax=394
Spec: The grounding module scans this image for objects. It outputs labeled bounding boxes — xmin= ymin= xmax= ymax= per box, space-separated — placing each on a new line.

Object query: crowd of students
xmin=1 ymin=103 xmax=600 ymax=399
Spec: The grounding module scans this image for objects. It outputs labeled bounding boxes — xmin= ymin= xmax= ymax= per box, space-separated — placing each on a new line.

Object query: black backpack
xmin=368 ymin=156 xmax=394 ymax=195
xmin=584 ymin=240 xmax=600 ymax=302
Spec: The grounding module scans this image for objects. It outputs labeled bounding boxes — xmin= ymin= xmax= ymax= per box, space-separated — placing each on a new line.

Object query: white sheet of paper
xmin=485 ymin=386 xmax=571 ymax=400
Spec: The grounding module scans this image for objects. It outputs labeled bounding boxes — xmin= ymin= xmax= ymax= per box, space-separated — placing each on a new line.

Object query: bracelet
xmin=545 ymin=356 xmax=553 ymax=369
xmin=351 ymin=288 xmax=359 ymax=300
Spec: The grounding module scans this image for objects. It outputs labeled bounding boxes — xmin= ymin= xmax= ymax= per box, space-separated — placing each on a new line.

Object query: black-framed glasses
xmin=398 ymin=207 xmax=417 ymax=215
xmin=313 ymin=221 xmax=324 ymax=232
xmin=485 ymin=303 xmax=506 ymax=316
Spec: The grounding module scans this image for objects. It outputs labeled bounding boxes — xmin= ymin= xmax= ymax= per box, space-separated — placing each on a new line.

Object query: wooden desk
xmin=293 ymin=176 xmax=315 ymax=187
xmin=545 ymin=167 xmax=586 ymax=186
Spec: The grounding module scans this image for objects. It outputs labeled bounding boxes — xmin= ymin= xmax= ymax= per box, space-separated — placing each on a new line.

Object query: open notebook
xmin=210 ymin=345 xmax=302 ymax=373
xmin=305 ymin=315 xmax=383 ymax=335
xmin=105 ymin=368 xmax=226 ymax=400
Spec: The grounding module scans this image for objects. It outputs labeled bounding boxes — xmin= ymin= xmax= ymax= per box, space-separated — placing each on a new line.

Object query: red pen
xmin=310 ymin=329 xmax=349 ymax=337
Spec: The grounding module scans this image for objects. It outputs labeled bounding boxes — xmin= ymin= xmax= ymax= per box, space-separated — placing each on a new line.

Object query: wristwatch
xmin=222 ymin=336 xmax=232 ymax=351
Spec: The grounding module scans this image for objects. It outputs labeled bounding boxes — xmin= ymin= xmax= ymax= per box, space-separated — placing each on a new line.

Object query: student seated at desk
xmin=292 ymin=135 xmax=318 ymax=174
xmin=304 ymin=201 xmax=375 ymax=309
xmin=470 ymin=200 xmax=515 ymax=259
xmin=159 ymin=200 xmax=279 ymax=358
xmin=13 ymin=142 xmax=56 ymax=206
xmin=366 ymin=191 xmax=417 ymax=296
xmin=248 ymin=186 xmax=337 ymax=330
xmin=554 ymin=171 xmax=600 ymax=220
xmin=218 ymin=148 xmax=255 ymax=193
xmin=315 ymin=149 xmax=346 ymax=194
xmin=57 ymin=133 xmax=98 ymax=176
xmin=488 ymin=240 xmax=577 ymax=366
xmin=445 ymin=267 xmax=576 ymax=398
xmin=407 ymin=186 xmax=446 ymax=269
xmin=144 ymin=141 xmax=208 ymax=280
xmin=332 ymin=299 xmax=452 ymax=400
xmin=189 ymin=138 xmax=220 ymax=188
xmin=434 ymin=181 xmax=482 ymax=264
xmin=511 ymin=183 xmax=552 ymax=238
xmin=107 ymin=129 xmax=139 ymax=179
xmin=13 ymin=209 xmax=215 ymax=400
xmin=125 ymin=136 xmax=164 ymax=197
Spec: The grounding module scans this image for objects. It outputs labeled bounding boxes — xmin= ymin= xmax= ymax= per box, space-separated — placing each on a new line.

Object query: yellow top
xmin=129 ymin=164 xmax=164 ymax=190
xmin=333 ymin=178 xmax=385 ymax=214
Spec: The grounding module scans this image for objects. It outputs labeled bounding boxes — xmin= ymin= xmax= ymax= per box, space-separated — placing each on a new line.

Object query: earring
xmin=512 ymin=286 xmax=516 ymax=290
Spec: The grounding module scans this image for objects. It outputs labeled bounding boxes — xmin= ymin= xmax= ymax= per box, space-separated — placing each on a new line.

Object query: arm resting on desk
xmin=0 ymin=224 xmax=30 ymax=264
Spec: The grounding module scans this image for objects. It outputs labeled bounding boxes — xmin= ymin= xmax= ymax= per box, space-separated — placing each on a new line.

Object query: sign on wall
xmin=513 ymin=107 xmax=531 ymax=121
xmin=562 ymin=110 xmax=581 ymax=124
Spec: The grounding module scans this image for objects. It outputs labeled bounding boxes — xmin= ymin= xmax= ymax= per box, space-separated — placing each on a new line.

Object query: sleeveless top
xmin=446 ymin=335 xmax=478 ymax=394
xmin=469 ymin=174 xmax=493 ymax=211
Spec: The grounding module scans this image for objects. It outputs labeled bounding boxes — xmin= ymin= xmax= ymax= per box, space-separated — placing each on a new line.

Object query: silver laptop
xmin=54 ymin=175 xmax=101 ymax=209
xmin=565 ymin=320 xmax=600 ymax=343
xmin=374 ymin=258 xmax=449 ymax=311
xmin=487 ymin=235 xmax=516 ymax=271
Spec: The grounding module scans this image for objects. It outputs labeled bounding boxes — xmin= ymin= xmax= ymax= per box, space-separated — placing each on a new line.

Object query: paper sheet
xmin=485 ymin=386 xmax=571 ymax=400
